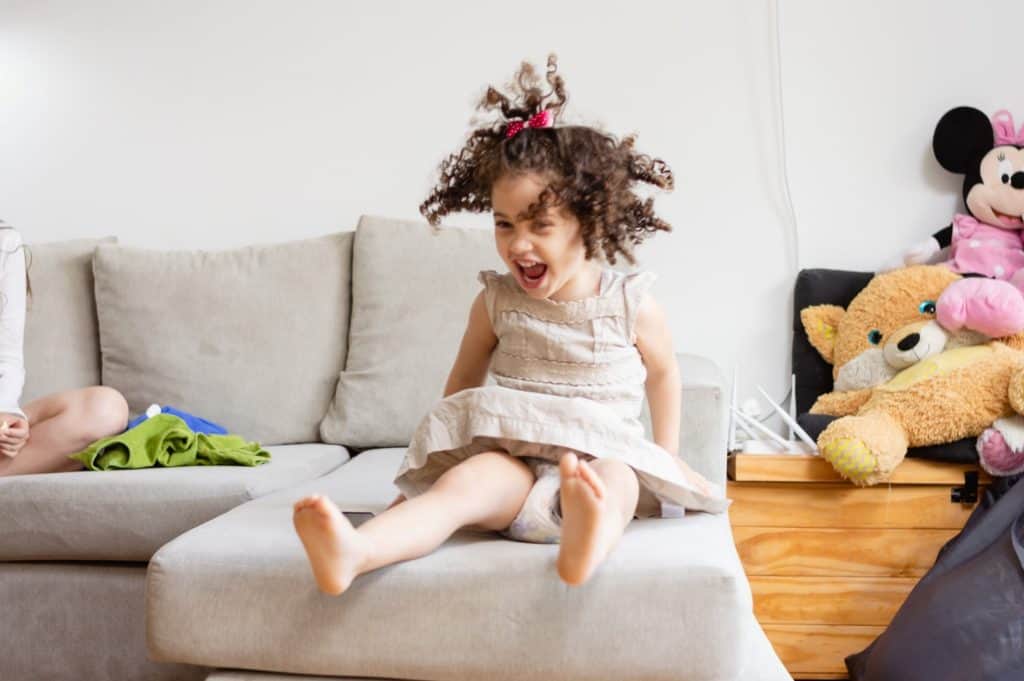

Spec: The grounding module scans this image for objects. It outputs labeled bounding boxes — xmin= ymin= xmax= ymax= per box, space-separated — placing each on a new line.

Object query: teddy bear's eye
xmin=868 ymin=329 xmax=883 ymax=345
xmin=919 ymin=300 xmax=936 ymax=314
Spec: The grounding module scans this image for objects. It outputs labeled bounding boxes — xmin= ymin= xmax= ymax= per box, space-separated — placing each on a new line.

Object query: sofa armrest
xmin=640 ymin=353 xmax=729 ymax=489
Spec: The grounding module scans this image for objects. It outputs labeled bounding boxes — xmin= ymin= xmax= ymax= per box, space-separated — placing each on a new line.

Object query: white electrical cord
xmin=772 ymin=0 xmax=801 ymax=274
xmin=751 ymin=0 xmax=801 ymax=423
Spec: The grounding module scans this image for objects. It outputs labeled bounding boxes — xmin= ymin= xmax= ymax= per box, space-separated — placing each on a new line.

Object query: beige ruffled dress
xmin=395 ymin=268 xmax=728 ymax=543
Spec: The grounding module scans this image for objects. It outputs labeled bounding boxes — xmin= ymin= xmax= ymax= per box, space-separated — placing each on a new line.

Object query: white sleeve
xmin=0 ymin=230 xmax=27 ymax=419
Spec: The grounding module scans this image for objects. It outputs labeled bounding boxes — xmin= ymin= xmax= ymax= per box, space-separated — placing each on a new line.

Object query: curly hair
xmin=419 ymin=54 xmax=674 ymax=264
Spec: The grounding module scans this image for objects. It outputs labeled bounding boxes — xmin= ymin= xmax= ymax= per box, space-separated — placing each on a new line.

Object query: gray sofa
xmin=0 ymin=216 xmax=791 ymax=681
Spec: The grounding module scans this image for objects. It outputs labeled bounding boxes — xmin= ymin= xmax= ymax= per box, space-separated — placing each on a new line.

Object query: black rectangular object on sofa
xmin=791 ymin=268 xmax=977 ymax=464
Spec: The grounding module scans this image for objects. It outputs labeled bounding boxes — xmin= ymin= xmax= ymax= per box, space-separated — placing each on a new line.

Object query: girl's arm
xmin=390 ymin=292 xmax=497 ymax=508
xmin=0 ymin=229 xmax=27 ymax=421
xmin=635 ymin=293 xmax=714 ymax=494
xmin=442 ymin=291 xmax=498 ymax=398
xmin=633 ymin=293 xmax=680 ymax=456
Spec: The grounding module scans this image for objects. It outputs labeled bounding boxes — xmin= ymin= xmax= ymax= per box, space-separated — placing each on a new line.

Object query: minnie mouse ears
xmin=933 ymin=106 xmax=1003 ymax=174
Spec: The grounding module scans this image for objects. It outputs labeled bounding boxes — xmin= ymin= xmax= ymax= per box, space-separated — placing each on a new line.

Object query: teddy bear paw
xmin=936 ymin=277 xmax=1024 ymax=337
xmin=820 ymin=438 xmax=878 ymax=483
xmin=977 ymin=427 xmax=1024 ymax=476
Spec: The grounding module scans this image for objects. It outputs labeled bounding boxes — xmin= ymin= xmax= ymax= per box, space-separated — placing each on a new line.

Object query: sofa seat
xmin=148 ymin=448 xmax=760 ymax=681
xmin=0 ymin=443 xmax=349 ymax=561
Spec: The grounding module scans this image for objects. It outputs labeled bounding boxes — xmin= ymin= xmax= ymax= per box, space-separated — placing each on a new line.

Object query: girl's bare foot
xmin=292 ymin=494 xmax=372 ymax=595
xmin=557 ymin=453 xmax=612 ymax=585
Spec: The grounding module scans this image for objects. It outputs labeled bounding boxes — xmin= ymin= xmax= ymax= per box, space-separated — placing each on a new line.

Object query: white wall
xmin=1 ymin=0 xmax=1020 ymax=418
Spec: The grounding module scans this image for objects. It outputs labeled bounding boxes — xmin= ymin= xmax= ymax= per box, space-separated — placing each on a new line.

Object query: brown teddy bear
xmin=801 ymin=265 xmax=1024 ymax=485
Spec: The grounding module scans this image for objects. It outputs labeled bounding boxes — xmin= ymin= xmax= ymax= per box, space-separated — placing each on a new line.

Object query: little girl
xmin=294 ymin=55 xmax=727 ymax=592
xmin=0 ymin=223 xmax=130 ymax=476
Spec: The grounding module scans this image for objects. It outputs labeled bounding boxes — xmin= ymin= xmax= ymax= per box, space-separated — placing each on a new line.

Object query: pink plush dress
xmin=946 ymin=214 xmax=1024 ymax=281
xmin=394 ymin=269 xmax=728 ymax=544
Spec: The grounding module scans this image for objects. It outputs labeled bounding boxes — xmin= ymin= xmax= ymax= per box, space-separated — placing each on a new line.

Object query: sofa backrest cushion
xmin=23 ymin=237 xmax=116 ymax=404
xmin=320 ymin=215 xmax=502 ymax=448
xmin=93 ymin=232 xmax=353 ymax=445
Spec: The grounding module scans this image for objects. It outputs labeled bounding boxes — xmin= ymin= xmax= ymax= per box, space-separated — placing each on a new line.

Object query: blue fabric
xmin=125 ymin=405 xmax=227 ymax=435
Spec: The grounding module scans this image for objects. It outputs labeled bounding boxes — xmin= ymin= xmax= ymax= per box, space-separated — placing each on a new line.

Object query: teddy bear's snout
xmin=897 ymin=333 xmax=921 ymax=351
xmin=883 ymin=321 xmax=949 ymax=370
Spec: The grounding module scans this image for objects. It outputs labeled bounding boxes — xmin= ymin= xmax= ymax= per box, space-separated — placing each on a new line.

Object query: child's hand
xmin=0 ymin=415 xmax=29 ymax=458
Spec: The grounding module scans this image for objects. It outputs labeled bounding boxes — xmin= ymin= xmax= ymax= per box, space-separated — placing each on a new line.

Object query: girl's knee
xmin=434 ymin=451 xmax=532 ymax=494
xmin=589 ymin=458 xmax=636 ymax=482
xmin=79 ymin=387 xmax=129 ymax=439
xmin=589 ymin=458 xmax=641 ymax=506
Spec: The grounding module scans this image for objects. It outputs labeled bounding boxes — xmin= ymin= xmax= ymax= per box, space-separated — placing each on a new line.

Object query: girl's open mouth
xmin=516 ymin=262 xmax=548 ymax=289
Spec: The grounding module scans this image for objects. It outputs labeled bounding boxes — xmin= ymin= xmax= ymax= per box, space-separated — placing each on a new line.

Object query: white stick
xmin=731 ymin=412 xmax=785 ymax=452
xmin=788 ymin=374 xmax=797 ymax=440
xmin=728 ymin=367 xmax=739 ymax=452
xmin=756 ymin=385 xmax=818 ymax=451
xmin=731 ymin=407 xmax=792 ymax=449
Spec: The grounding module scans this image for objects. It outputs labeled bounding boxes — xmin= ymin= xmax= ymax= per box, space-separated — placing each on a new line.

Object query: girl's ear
xmin=933 ymin=107 xmax=994 ymax=174
xmin=801 ymin=305 xmax=844 ymax=365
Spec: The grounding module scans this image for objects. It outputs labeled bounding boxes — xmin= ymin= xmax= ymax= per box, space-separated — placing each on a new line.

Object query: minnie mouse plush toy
xmin=899 ymin=107 xmax=1024 ymax=338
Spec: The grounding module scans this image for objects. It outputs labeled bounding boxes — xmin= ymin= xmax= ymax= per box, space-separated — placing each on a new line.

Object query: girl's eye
xmin=495 ymin=222 xmax=512 ymax=230
xmin=999 ymin=159 xmax=1013 ymax=184
xmin=868 ymin=330 xmax=883 ymax=345
xmin=919 ymin=300 xmax=936 ymax=314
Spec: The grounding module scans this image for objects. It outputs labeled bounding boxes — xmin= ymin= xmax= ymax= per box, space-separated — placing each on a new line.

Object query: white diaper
xmin=501 ymin=458 xmax=564 ymax=544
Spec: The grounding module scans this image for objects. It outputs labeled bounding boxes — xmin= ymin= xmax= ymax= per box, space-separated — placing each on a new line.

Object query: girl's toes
xmin=559 ymin=451 xmax=579 ymax=478
xmin=576 ymin=459 xmax=606 ymax=499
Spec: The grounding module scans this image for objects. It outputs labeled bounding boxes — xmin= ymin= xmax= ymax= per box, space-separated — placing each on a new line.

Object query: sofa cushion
xmin=200 ymin=614 xmax=792 ymax=681
xmin=0 ymin=563 xmax=208 ymax=681
xmin=148 ymin=450 xmax=753 ymax=681
xmin=93 ymin=232 xmax=353 ymax=445
xmin=21 ymin=237 xmax=115 ymax=404
xmin=0 ymin=443 xmax=348 ymax=562
xmin=319 ymin=215 xmax=502 ymax=448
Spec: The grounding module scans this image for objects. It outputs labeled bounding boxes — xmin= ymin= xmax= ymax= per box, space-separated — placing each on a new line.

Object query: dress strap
xmin=477 ymin=270 xmax=505 ymax=329
xmin=622 ymin=271 xmax=657 ymax=344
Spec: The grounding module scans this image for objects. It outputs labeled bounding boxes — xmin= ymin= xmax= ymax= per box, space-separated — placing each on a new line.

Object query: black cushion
xmin=792 ymin=269 xmax=977 ymax=464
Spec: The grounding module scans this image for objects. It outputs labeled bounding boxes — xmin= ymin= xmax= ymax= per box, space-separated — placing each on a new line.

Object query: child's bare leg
xmin=293 ymin=451 xmax=534 ymax=595
xmin=557 ymin=453 xmax=639 ymax=586
xmin=0 ymin=387 xmax=129 ymax=477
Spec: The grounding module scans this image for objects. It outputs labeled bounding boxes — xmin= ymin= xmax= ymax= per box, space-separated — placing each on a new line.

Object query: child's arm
xmin=389 ymin=292 xmax=497 ymax=509
xmin=443 ymin=291 xmax=498 ymax=398
xmin=635 ymin=293 xmax=715 ymax=494
xmin=633 ymin=293 xmax=680 ymax=456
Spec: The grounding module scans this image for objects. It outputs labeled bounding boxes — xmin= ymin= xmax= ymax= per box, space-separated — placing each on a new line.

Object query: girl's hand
xmin=0 ymin=415 xmax=29 ymax=458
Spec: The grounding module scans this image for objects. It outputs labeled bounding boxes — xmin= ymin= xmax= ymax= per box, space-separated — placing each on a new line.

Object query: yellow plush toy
xmin=801 ymin=265 xmax=1024 ymax=485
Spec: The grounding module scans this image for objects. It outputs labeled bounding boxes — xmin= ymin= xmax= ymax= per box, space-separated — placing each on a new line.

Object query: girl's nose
xmin=509 ymin=235 xmax=532 ymax=254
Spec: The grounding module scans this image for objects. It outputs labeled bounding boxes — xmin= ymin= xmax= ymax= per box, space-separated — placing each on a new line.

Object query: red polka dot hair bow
xmin=504 ymin=110 xmax=554 ymax=139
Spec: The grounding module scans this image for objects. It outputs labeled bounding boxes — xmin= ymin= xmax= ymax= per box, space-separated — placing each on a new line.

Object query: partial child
xmin=0 ymin=224 xmax=130 ymax=476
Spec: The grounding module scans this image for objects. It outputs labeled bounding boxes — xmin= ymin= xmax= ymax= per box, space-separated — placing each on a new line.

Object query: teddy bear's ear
xmin=933 ymin=107 xmax=994 ymax=174
xmin=801 ymin=305 xmax=845 ymax=365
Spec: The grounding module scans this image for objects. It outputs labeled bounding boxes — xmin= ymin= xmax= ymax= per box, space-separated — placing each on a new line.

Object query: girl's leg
xmin=293 ymin=450 xmax=534 ymax=595
xmin=0 ymin=386 xmax=129 ymax=477
xmin=557 ymin=453 xmax=640 ymax=586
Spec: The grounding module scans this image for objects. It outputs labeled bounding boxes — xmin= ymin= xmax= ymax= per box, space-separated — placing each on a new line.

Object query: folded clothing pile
xmin=72 ymin=410 xmax=270 ymax=471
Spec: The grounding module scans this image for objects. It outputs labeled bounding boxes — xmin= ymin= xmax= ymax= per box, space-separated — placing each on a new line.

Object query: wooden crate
xmin=728 ymin=454 xmax=987 ymax=679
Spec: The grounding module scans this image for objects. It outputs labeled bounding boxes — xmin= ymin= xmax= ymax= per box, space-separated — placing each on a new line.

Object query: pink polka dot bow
xmin=505 ymin=110 xmax=554 ymax=139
